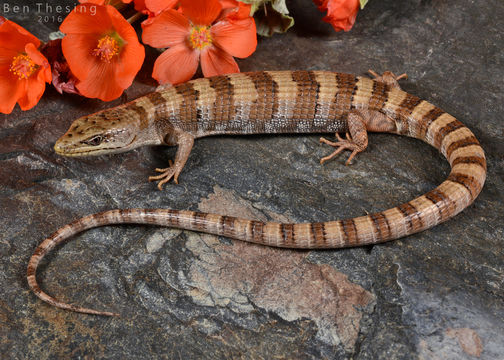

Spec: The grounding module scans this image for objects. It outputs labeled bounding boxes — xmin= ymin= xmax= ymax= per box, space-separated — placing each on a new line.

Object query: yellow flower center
xmin=10 ymin=53 xmax=37 ymax=80
xmin=93 ymin=35 xmax=120 ymax=62
xmin=189 ymin=26 xmax=212 ymax=50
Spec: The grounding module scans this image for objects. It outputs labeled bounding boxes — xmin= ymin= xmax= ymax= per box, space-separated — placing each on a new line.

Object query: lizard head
xmin=54 ymin=107 xmax=146 ymax=157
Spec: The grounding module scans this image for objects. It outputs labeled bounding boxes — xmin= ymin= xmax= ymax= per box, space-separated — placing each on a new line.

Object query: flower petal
xmin=17 ymin=73 xmax=47 ymax=110
xmin=0 ymin=72 xmax=24 ymax=114
xmin=60 ymin=4 xmax=113 ymax=35
xmin=200 ymin=46 xmax=239 ymax=78
xmin=152 ymin=44 xmax=199 ymax=84
xmin=25 ymin=43 xmax=48 ymax=68
xmin=0 ymin=47 xmax=17 ymax=68
xmin=0 ymin=20 xmax=40 ymax=52
xmin=38 ymin=58 xmax=53 ymax=84
xmin=319 ymin=0 xmax=360 ymax=32
xmin=0 ymin=20 xmax=47 ymax=113
xmin=78 ymin=0 xmax=106 ymax=4
xmin=211 ymin=18 xmax=257 ymax=58
xmin=107 ymin=4 xmax=141 ymax=41
xmin=219 ymin=0 xmax=240 ymax=9
xmin=217 ymin=1 xmax=252 ymax=22
xmin=142 ymin=9 xmax=190 ymax=48
xmin=76 ymin=59 xmax=124 ymax=101
xmin=103 ymin=6 xmax=145 ymax=89
xmin=115 ymin=33 xmax=145 ymax=89
xmin=145 ymin=0 xmax=178 ymax=15
xmin=179 ymin=0 xmax=222 ymax=26
xmin=24 ymin=43 xmax=52 ymax=86
xmin=61 ymin=33 xmax=102 ymax=80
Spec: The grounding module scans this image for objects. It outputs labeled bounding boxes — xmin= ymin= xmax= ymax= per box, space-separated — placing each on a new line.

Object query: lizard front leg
xmin=149 ymin=129 xmax=194 ymax=190
xmin=319 ymin=109 xmax=397 ymax=165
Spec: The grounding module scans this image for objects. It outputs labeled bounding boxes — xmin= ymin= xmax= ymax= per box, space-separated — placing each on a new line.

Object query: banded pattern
xmin=155 ymin=71 xmax=357 ymax=136
xmin=31 ymin=70 xmax=486 ymax=316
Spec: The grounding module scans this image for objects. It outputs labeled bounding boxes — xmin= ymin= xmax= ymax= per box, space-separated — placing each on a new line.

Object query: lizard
xmin=27 ymin=70 xmax=487 ymax=316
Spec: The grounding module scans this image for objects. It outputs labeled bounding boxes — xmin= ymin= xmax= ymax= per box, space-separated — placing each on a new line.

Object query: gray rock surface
xmin=1 ymin=0 xmax=503 ymax=358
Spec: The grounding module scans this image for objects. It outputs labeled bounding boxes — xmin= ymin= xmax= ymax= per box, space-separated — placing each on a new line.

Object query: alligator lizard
xmin=27 ymin=70 xmax=486 ymax=316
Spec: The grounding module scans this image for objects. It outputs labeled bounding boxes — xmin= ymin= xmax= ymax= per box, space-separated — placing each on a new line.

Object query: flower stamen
xmin=92 ymin=35 xmax=120 ymax=62
xmin=189 ymin=26 xmax=213 ymax=50
xmin=10 ymin=53 xmax=37 ymax=80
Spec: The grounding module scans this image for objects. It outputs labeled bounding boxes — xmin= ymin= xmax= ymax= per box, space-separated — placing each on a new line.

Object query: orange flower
xmin=0 ymin=18 xmax=51 ymax=114
xmin=314 ymin=0 xmax=360 ymax=32
xmin=78 ymin=0 xmax=127 ymax=5
xmin=78 ymin=0 xmax=106 ymax=4
xmin=60 ymin=4 xmax=145 ymax=101
xmin=142 ymin=0 xmax=256 ymax=84
xmin=144 ymin=0 xmax=178 ymax=16
xmin=79 ymin=0 xmax=176 ymax=16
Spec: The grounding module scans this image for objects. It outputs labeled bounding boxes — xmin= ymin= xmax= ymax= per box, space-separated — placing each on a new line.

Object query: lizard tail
xmin=27 ymin=98 xmax=486 ymax=316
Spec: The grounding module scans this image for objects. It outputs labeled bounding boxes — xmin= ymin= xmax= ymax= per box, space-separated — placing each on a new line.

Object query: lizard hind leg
xmin=319 ymin=109 xmax=396 ymax=166
xmin=320 ymin=111 xmax=369 ymax=166
xmin=368 ymin=69 xmax=407 ymax=89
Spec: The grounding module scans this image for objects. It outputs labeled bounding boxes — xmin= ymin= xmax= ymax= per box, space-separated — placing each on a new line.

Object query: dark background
xmin=1 ymin=0 xmax=503 ymax=358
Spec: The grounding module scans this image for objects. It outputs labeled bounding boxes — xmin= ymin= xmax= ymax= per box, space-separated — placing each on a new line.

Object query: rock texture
xmin=1 ymin=0 xmax=503 ymax=358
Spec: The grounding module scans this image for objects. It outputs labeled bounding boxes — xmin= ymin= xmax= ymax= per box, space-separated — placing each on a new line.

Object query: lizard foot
xmin=148 ymin=160 xmax=179 ymax=190
xmin=319 ymin=133 xmax=366 ymax=166
xmin=368 ymin=69 xmax=407 ymax=89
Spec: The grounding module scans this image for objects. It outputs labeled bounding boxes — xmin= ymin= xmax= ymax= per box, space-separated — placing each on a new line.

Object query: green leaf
xmin=240 ymin=0 xmax=294 ymax=36
xmin=360 ymin=0 xmax=369 ymax=9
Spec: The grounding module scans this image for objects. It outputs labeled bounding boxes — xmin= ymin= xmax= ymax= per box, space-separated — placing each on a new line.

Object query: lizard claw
xmin=148 ymin=160 xmax=179 ymax=190
xmin=319 ymin=134 xmax=365 ymax=166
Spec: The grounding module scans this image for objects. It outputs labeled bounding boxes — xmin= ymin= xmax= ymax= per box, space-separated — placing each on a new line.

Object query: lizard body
xmin=27 ymin=70 xmax=486 ymax=316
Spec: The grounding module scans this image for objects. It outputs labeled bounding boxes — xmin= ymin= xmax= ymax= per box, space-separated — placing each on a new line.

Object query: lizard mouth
xmin=54 ymin=144 xmax=104 ymax=156
xmin=53 ymin=138 xmax=99 ymax=156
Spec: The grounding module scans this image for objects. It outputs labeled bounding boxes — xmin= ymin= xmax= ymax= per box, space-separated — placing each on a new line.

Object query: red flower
xmin=314 ymin=0 xmax=360 ymax=32
xmin=0 ymin=19 xmax=51 ymax=114
xmin=142 ymin=0 xmax=256 ymax=84
xmin=60 ymin=4 xmax=145 ymax=101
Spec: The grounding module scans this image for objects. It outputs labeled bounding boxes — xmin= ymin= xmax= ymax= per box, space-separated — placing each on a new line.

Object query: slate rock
xmin=1 ymin=0 xmax=503 ymax=358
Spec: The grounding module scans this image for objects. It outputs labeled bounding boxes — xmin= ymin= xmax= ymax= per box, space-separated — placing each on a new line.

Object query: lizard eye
xmin=83 ymin=135 xmax=104 ymax=146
